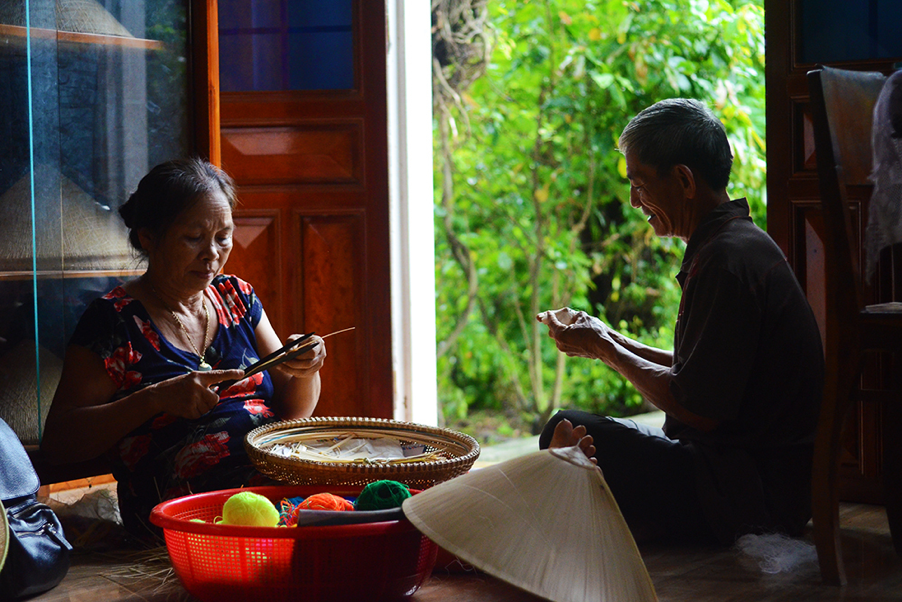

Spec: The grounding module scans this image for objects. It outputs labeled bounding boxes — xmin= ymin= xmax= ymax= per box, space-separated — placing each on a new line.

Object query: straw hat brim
xmin=0 ymin=499 xmax=8 ymax=573
xmin=401 ymin=445 xmax=657 ymax=602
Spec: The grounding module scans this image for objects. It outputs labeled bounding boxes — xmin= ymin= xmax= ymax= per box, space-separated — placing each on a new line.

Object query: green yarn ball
xmin=355 ymin=480 xmax=411 ymax=511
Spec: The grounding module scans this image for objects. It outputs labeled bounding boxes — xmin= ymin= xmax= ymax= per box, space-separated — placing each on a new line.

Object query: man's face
xmin=625 ymin=151 xmax=691 ymax=240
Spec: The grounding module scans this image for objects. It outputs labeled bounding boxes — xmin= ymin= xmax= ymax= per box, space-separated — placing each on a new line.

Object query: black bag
xmin=0 ymin=418 xmax=72 ymax=600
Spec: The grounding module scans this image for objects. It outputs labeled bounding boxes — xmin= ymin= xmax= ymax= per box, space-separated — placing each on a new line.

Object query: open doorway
xmin=430 ymin=0 xmax=766 ymax=444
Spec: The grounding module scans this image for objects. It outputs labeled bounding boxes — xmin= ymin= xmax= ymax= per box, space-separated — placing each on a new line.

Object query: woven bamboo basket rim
xmin=245 ymin=417 xmax=480 ymax=484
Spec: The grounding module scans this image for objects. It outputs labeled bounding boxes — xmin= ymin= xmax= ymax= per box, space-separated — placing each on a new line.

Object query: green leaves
xmin=434 ymin=0 xmax=765 ymax=435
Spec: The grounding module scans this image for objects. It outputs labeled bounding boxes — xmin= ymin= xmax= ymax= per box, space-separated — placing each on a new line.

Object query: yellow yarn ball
xmin=219 ymin=491 xmax=280 ymax=527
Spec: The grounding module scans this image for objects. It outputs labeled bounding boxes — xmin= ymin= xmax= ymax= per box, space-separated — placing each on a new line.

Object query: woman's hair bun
xmin=118 ymin=193 xmax=138 ymax=229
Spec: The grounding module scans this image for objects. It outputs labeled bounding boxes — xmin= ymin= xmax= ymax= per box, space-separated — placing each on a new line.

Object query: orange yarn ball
xmin=297 ymin=492 xmax=354 ymax=511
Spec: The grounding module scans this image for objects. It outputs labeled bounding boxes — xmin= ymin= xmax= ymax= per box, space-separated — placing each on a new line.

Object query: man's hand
xmin=536 ymin=308 xmax=613 ymax=360
xmin=537 ymin=307 xmax=579 ymax=326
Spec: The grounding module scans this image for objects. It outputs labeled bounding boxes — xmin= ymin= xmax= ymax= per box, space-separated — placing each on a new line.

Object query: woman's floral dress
xmin=70 ymin=275 xmax=278 ymax=535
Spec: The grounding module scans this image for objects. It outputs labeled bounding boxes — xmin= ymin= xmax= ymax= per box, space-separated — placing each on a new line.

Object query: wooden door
xmin=765 ymin=0 xmax=902 ymax=502
xmin=218 ymin=0 xmax=392 ymax=419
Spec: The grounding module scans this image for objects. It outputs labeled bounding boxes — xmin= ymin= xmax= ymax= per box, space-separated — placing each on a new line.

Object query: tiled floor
xmin=32 ymin=503 xmax=902 ymax=601
xmin=27 ymin=415 xmax=902 ymax=602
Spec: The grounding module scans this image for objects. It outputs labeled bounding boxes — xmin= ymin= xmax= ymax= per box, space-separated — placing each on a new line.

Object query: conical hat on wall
xmin=0 ymin=339 xmax=64 ymax=446
xmin=56 ymin=0 xmax=133 ymax=37
xmin=0 ymin=0 xmax=133 ymax=37
xmin=401 ymin=445 xmax=658 ymax=602
xmin=0 ymin=165 xmax=132 ymax=272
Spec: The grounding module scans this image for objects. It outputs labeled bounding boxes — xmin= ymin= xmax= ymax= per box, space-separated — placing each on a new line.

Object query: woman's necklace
xmin=152 ymin=287 xmax=212 ymax=371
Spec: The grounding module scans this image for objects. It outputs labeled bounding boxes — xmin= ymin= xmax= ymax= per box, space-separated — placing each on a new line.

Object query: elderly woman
xmin=40 ymin=158 xmax=325 ymax=536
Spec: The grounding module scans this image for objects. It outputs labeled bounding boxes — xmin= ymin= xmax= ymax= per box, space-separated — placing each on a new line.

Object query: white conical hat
xmin=402 ymin=445 xmax=657 ymax=602
xmin=0 ymin=499 xmax=8 ymax=573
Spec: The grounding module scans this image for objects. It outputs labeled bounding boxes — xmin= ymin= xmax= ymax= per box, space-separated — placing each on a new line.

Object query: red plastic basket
xmin=150 ymin=485 xmax=437 ymax=602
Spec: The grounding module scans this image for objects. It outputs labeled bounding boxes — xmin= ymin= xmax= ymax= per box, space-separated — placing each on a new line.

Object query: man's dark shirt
xmin=665 ymin=199 xmax=824 ymax=542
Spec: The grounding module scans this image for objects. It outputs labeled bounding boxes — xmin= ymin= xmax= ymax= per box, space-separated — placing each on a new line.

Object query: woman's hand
xmin=275 ymin=334 xmax=327 ymax=380
xmin=253 ymin=311 xmax=323 ymax=420
xmin=41 ymin=344 xmax=249 ymax=464
xmin=150 ymin=369 xmax=245 ymax=419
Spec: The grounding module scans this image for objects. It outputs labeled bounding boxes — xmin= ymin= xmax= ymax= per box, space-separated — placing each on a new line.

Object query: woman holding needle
xmin=41 ymin=158 xmax=326 ymax=537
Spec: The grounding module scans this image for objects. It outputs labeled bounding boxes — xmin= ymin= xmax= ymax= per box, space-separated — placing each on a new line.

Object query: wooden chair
xmin=807 ymin=65 xmax=902 ymax=585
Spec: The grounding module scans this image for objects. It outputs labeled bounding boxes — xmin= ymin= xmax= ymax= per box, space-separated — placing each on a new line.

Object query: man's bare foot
xmin=548 ymin=418 xmax=578 ymax=447
xmin=548 ymin=419 xmax=597 ymax=464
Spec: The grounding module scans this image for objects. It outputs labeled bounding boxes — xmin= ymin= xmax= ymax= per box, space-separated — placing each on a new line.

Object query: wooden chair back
xmin=807 ymin=65 xmax=891 ymax=585
xmin=808 ymin=67 xmax=886 ymax=352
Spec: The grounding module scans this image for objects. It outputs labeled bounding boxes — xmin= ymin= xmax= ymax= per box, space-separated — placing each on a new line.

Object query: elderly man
xmin=538 ymin=99 xmax=823 ymax=544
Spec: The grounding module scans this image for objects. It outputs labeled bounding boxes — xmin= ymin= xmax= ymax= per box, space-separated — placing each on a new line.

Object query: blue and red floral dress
xmin=70 ymin=274 xmax=278 ymax=535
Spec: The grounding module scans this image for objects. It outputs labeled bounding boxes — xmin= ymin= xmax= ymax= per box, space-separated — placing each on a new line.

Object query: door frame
xmin=387 ymin=0 xmax=438 ymax=425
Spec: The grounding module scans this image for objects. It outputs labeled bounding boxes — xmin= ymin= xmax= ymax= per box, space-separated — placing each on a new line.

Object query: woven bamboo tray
xmin=245 ymin=417 xmax=480 ymax=489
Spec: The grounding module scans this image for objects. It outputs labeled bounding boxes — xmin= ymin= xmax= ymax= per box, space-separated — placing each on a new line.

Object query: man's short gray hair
xmin=618 ymin=98 xmax=733 ymax=190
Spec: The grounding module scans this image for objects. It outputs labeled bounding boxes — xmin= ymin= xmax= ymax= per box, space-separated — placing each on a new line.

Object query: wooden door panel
xmin=230 ymin=190 xmax=379 ymax=418
xmin=222 ymin=125 xmax=362 ymax=185
xmin=298 ymin=213 xmax=366 ymax=417
xmin=219 ymin=0 xmax=391 ymax=419
xmin=803 ymin=210 xmax=826 ymax=344
xmin=226 ymin=212 xmax=283 ymax=333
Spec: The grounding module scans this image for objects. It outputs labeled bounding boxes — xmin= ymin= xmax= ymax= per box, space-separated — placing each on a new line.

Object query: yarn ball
xmin=355 ymin=480 xmax=411 ymax=511
xmin=298 ymin=492 xmax=355 ymax=512
xmin=278 ymin=496 xmax=306 ymax=527
xmin=219 ymin=491 xmax=280 ymax=527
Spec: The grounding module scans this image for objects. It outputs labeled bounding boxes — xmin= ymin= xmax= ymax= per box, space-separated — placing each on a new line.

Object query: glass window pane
xmin=220 ymin=0 xmax=281 ymax=29
xmin=0 ymin=0 xmax=191 ymax=443
xmin=286 ymin=1 xmax=352 ymax=28
xmin=287 ymin=30 xmax=354 ymax=90
xmin=220 ymin=32 xmax=284 ymax=91
xmin=800 ymin=0 xmax=902 ymax=64
xmin=219 ymin=0 xmax=354 ymax=92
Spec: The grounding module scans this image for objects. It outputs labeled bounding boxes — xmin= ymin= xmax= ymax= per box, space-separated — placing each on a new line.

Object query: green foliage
xmin=434 ymin=0 xmax=766 ymax=434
